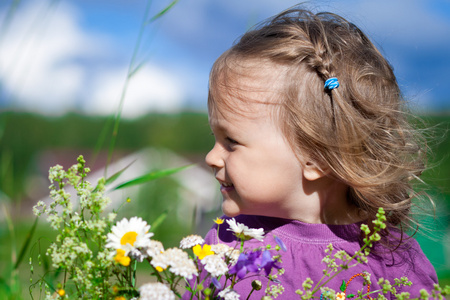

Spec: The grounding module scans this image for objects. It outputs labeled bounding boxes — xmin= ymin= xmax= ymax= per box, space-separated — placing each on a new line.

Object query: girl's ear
xmin=303 ymin=161 xmax=328 ymax=181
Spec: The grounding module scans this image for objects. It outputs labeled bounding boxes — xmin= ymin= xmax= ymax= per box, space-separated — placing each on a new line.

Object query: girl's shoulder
xmin=203 ymin=215 xmax=438 ymax=298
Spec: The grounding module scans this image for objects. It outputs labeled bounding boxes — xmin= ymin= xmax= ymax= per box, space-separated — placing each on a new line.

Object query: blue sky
xmin=0 ymin=0 xmax=449 ymax=118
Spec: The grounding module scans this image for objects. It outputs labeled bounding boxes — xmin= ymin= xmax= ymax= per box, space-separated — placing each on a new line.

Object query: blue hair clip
xmin=324 ymin=77 xmax=339 ymax=90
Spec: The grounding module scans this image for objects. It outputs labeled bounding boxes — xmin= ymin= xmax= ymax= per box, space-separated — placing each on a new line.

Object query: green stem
xmin=246 ymin=287 xmax=256 ymax=300
xmin=230 ymin=275 xmax=237 ymax=289
xmin=132 ymin=260 xmax=137 ymax=288
xmin=149 ymin=261 xmax=164 ymax=283
xmin=311 ymin=233 xmax=377 ymax=295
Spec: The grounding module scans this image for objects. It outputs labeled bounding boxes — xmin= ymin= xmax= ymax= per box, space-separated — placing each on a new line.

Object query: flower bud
xmin=252 ymin=280 xmax=262 ymax=291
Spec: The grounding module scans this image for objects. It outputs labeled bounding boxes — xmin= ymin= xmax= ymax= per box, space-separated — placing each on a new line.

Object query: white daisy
xmin=201 ymin=254 xmax=228 ymax=277
xmin=218 ymin=287 xmax=240 ymax=300
xmin=139 ymin=282 xmax=176 ymax=300
xmin=179 ymin=234 xmax=205 ymax=249
xmin=226 ymin=218 xmax=264 ymax=241
xmin=106 ymin=217 xmax=153 ymax=255
xmin=151 ymin=248 xmax=198 ymax=280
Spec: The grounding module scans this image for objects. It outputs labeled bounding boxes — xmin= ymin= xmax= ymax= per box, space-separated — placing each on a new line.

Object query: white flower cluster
xmin=179 ymin=234 xmax=205 ymax=249
xmin=139 ymin=282 xmax=176 ymax=300
xmin=201 ymin=254 xmax=228 ymax=277
xmin=47 ymin=237 xmax=91 ymax=269
xmin=151 ymin=248 xmax=198 ymax=280
xmin=143 ymin=240 xmax=165 ymax=258
xmin=218 ymin=287 xmax=241 ymax=300
xmin=211 ymin=243 xmax=240 ymax=265
xmin=33 ymin=156 xmax=116 ymax=298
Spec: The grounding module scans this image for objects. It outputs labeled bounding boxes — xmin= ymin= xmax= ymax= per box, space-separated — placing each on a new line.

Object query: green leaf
xmin=113 ymin=164 xmax=192 ymax=190
xmin=340 ymin=280 xmax=347 ymax=292
xmin=347 ymin=294 xmax=355 ymax=298
xmin=14 ymin=217 xmax=39 ymax=270
xmin=148 ymin=0 xmax=178 ymax=23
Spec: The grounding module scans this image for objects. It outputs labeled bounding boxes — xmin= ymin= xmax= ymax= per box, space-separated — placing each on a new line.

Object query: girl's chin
xmin=221 ymin=199 xmax=241 ymax=218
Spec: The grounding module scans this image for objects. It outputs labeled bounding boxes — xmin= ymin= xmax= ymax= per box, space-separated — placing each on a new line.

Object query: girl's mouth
xmin=220 ymin=182 xmax=234 ymax=192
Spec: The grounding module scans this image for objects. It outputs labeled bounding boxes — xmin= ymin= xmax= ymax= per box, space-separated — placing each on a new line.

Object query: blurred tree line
xmin=1 ymin=112 xmax=449 ymax=202
xmin=0 ymin=111 xmax=213 ymax=202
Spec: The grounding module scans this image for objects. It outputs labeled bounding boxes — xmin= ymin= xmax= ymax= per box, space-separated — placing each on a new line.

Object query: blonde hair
xmin=208 ymin=8 xmax=430 ymax=231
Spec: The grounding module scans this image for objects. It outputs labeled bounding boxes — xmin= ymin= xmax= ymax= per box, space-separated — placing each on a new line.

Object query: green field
xmin=0 ymin=111 xmax=449 ymax=298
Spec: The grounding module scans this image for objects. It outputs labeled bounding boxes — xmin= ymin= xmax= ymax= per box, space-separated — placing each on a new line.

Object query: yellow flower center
xmin=57 ymin=289 xmax=65 ymax=296
xmin=120 ymin=231 xmax=138 ymax=246
xmin=193 ymin=244 xmax=214 ymax=260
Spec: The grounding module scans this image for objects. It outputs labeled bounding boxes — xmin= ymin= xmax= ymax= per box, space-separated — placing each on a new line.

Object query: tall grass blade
xmin=105 ymin=0 xmax=153 ymax=177
xmin=105 ymin=160 xmax=136 ymax=186
xmin=148 ymin=0 xmax=179 ymax=23
xmin=13 ymin=217 xmax=39 ymax=270
xmin=151 ymin=209 xmax=169 ymax=231
xmin=128 ymin=60 xmax=147 ymax=79
xmin=113 ymin=165 xmax=192 ymax=190
xmin=91 ymin=115 xmax=114 ymax=166
xmin=190 ymin=203 xmax=197 ymax=234
xmin=3 ymin=204 xmax=18 ymax=296
xmin=93 ymin=160 xmax=135 ymax=193
xmin=105 ymin=0 xmax=179 ymax=177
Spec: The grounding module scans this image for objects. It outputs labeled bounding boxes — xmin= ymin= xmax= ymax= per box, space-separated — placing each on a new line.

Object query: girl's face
xmin=205 ymin=86 xmax=311 ymax=219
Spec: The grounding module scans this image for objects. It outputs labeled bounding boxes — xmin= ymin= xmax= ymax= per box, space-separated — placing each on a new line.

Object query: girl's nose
xmin=205 ymin=144 xmax=223 ymax=169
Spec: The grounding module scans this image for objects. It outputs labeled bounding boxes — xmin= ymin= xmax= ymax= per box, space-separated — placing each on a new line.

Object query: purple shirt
xmin=186 ymin=215 xmax=438 ymax=299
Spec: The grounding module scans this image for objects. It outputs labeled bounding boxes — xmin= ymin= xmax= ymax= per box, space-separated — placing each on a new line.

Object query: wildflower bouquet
xmin=30 ymin=156 xmax=285 ymax=299
xmin=31 ymin=156 xmax=449 ymax=299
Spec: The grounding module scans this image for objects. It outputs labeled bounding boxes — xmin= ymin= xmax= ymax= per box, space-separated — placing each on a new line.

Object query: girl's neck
xmin=298 ymin=175 xmax=364 ymax=225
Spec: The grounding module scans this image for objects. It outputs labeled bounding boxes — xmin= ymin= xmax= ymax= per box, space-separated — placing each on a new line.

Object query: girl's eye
xmin=225 ymin=137 xmax=238 ymax=145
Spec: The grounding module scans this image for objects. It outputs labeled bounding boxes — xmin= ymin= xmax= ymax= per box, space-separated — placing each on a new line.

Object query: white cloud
xmin=88 ymin=64 xmax=183 ymax=118
xmin=337 ymin=0 xmax=450 ymax=47
xmin=0 ymin=1 xmax=105 ymax=113
xmin=0 ymin=1 xmax=184 ymax=116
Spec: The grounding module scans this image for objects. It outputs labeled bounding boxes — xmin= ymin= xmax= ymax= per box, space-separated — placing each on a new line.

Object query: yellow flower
xmin=214 ymin=218 xmax=224 ymax=225
xmin=336 ymin=292 xmax=346 ymax=300
xmin=112 ymin=285 xmax=119 ymax=294
xmin=114 ymin=249 xmax=131 ymax=266
xmin=57 ymin=289 xmax=65 ymax=297
xmin=115 ymin=297 xmax=126 ymax=300
xmin=193 ymin=244 xmax=214 ymax=260
xmin=156 ymin=266 xmax=165 ymax=272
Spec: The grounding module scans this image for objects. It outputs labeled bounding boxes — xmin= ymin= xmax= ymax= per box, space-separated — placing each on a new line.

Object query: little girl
xmin=199 ymin=7 xmax=437 ymax=299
